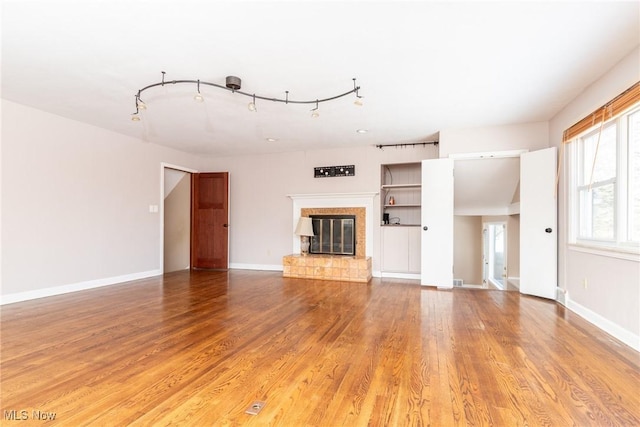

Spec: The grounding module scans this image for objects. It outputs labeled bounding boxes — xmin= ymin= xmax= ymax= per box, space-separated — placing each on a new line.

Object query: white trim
xmin=287 ymin=192 xmax=378 ymax=200
xmin=556 ymin=286 xmax=567 ymax=306
xmin=566 ymin=295 xmax=640 ymax=352
xmin=568 ymin=244 xmax=639 ymax=262
xmin=161 ymin=162 xmax=198 ymax=174
xmin=229 ymin=263 xmax=282 ymax=271
xmin=448 ymin=149 xmax=528 ymax=160
xmin=0 ymin=270 xmax=161 ymax=305
xmin=287 ymin=192 xmax=378 ymax=257
xmin=488 ymin=277 xmax=504 ymax=290
xmin=507 ymin=276 xmax=520 ymax=290
xmin=454 ymin=207 xmax=511 ymax=216
xmin=380 ymin=272 xmax=421 ymax=280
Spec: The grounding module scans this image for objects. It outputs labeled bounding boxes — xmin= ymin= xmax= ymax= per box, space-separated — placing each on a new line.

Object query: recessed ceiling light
xmin=266 ymin=138 xmax=278 ymax=143
xmin=356 ymin=129 xmax=368 ymax=134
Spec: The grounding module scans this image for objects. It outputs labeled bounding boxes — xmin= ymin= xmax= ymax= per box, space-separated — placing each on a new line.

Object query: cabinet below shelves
xmin=381 ymin=226 xmax=421 ymax=273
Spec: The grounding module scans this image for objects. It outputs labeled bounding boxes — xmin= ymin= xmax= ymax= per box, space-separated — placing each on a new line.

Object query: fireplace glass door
xmin=310 ymin=215 xmax=356 ymax=256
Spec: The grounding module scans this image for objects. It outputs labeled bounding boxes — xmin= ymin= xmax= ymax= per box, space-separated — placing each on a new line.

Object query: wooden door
xmin=520 ymin=147 xmax=557 ymax=299
xmin=421 ymin=158 xmax=454 ymax=287
xmin=191 ymin=172 xmax=229 ymax=270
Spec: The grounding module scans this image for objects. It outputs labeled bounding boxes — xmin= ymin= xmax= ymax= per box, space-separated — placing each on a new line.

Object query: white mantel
xmin=287 ymin=192 xmax=378 ymax=256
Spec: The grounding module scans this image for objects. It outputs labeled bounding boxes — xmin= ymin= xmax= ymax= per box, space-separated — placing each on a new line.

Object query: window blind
xmin=563 ymin=81 xmax=640 ymax=143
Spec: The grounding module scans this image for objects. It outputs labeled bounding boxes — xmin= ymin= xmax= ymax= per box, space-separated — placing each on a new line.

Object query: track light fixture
xmin=193 ymin=80 xmax=204 ymax=102
xmin=248 ymin=94 xmax=257 ymax=112
xmin=311 ymin=100 xmax=320 ymax=118
xmin=131 ymin=72 xmax=362 ymax=121
xmin=353 ymin=78 xmax=363 ymax=106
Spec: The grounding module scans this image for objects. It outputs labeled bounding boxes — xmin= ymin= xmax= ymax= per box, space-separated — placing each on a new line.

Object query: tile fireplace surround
xmin=284 ymin=193 xmax=377 ymax=283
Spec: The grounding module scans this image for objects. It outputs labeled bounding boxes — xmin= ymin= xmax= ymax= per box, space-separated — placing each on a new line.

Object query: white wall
xmin=453 ymin=216 xmax=483 ymax=284
xmin=549 ymin=46 xmax=640 ymax=348
xmin=1 ymin=100 xmax=206 ymax=302
xmin=202 ymin=145 xmax=439 ymax=274
xmin=439 ymin=121 xmax=549 ymax=157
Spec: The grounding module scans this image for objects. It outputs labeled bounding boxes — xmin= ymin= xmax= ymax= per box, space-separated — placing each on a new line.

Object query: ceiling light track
xmin=131 ymin=72 xmax=362 ymax=120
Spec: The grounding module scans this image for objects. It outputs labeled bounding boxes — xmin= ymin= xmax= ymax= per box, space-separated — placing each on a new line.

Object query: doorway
xmin=422 ymin=147 xmax=557 ymax=299
xmin=161 ymin=164 xmax=230 ymax=273
xmin=162 ymin=165 xmax=195 ymax=273
xmin=483 ymin=222 xmax=506 ymax=289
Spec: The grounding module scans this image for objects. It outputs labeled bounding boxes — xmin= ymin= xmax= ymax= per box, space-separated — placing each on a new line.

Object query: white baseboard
xmin=566 ymin=296 xmax=640 ymax=352
xmin=0 ymin=269 xmax=162 ymax=306
xmin=556 ymin=287 xmax=567 ymax=306
xmin=379 ymin=272 xmax=421 ymax=280
xmin=229 ymin=263 xmax=283 ymax=272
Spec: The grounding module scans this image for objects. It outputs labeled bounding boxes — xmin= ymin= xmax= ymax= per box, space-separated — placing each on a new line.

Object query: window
xmin=569 ymin=106 xmax=640 ymax=252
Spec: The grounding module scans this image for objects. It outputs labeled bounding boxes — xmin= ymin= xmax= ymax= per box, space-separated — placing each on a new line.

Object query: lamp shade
xmin=294 ymin=217 xmax=314 ymax=237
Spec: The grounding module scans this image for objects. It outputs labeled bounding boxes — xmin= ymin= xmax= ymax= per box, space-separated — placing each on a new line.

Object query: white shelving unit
xmin=380 ymin=163 xmax=422 ymax=275
xmin=380 ymin=164 xmax=421 ymax=226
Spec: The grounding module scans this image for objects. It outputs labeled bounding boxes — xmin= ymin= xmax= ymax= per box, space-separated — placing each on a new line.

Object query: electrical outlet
xmin=583 ymin=278 xmax=588 ymax=289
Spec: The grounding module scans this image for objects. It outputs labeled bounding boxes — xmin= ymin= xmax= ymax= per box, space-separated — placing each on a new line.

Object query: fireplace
xmin=310 ymin=215 xmax=356 ymax=256
xmin=284 ymin=193 xmax=376 ymax=283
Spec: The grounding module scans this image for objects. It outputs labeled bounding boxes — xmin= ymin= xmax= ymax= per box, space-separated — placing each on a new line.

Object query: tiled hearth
xmin=282 ymin=254 xmax=372 ymax=282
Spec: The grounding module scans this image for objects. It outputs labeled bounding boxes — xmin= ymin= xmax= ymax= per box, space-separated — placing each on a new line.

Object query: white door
xmin=421 ymin=158 xmax=454 ymax=287
xmin=520 ymin=147 xmax=557 ymax=299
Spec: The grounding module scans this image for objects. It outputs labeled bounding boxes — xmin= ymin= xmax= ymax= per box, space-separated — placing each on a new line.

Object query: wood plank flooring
xmin=1 ymin=270 xmax=639 ymax=426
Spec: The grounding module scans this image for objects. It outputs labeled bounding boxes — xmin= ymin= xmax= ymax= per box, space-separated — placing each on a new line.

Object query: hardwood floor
xmin=1 ymin=270 xmax=639 ymax=426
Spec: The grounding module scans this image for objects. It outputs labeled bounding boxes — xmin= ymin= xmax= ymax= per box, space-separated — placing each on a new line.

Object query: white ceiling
xmin=454 ymin=157 xmax=520 ymax=215
xmin=2 ymin=1 xmax=639 ymax=157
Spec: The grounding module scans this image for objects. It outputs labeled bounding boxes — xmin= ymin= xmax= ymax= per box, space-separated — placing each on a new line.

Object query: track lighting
xmin=311 ymin=100 xmax=319 ymax=118
xmin=248 ymin=94 xmax=257 ymax=112
xmin=131 ymin=94 xmax=144 ymax=121
xmin=193 ymin=80 xmax=204 ymax=102
xmin=353 ymin=78 xmax=363 ymax=106
xmin=131 ymin=72 xmax=362 ymax=120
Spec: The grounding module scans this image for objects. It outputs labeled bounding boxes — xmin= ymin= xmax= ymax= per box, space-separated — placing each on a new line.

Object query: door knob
xmin=545 ymin=228 xmax=552 ymax=233
xmin=223 ymin=224 xmax=229 ymax=228
xmin=423 ymin=226 xmax=428 ymax=231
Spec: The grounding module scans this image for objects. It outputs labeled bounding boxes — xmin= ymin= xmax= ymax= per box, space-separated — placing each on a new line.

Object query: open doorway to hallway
xmin=483 ymin=222 xmax=506 ymax=289
xmin=163 ymin=167 xmax=192 ymax=273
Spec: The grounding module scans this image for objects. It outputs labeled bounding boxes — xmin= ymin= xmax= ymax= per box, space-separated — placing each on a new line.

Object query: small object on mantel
xmin=389 ymin=196 xmax=395 ymax=205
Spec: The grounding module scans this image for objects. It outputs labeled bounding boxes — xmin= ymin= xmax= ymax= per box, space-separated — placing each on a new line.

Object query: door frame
xmin=160 ymin=162 xmax=198 ymax=273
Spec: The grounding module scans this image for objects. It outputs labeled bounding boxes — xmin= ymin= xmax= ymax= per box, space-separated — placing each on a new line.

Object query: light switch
xmin=149 ymin=204 xmax=159 ymax=213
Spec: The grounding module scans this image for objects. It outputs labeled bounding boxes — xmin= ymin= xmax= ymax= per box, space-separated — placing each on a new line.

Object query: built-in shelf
xmin=384 ymin=204 xmax=421 ymax=208
xmin=380 ymin=162 xmax=422 ymax=273
xmin=381 ymin=162 xmax=422 ymax=226
xmin=381 ymin=183 xmax=421 ymax=189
